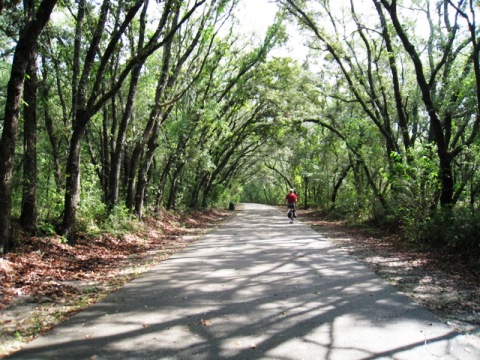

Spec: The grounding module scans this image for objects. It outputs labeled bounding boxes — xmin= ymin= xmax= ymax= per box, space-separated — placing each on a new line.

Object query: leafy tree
xmin=60 ymin=0 xmax=210 ymax=242
xmin=377 ymin=0 xmax=480 ymax=209
xmin=20 ymin=0 xmax=41 ymax=233
xmin=0 ymin=0 xmax=58 ymax=253
xmin=275 ymin=0 xmax=480 ymax=221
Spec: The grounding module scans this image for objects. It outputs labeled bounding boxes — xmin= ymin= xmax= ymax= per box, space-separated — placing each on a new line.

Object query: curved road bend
xmin=7 ymin=203 xmax=480 ymax=359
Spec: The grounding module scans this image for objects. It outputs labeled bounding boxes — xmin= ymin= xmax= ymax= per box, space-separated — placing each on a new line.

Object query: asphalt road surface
xmin=7 ymin=204 xmax=480 ymax=359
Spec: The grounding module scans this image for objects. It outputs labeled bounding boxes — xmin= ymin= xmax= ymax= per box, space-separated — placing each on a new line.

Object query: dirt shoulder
xmin=298 ymin=209 xmax=480 ymax=336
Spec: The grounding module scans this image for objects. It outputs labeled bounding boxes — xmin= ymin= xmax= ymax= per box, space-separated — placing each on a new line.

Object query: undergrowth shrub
xmin=210 ymin=184 xmax=242 ymax=209
xmin=404 ymin=207 xmax=480 ymax=267
xmin=104 ymin=204 xmax=140 ymax=234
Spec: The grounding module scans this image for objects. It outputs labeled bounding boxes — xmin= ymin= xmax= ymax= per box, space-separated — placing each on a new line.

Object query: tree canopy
xmin=0 ymin=0 xmax=479 ymax=261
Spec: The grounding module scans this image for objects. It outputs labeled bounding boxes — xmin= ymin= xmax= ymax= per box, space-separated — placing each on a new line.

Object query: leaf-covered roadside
xmin=0 ymin=209 xmax=231 ymax=357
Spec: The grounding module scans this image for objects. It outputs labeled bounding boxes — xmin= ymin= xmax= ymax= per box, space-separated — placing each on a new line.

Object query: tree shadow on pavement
xmin=7 ymin=204 xmax=479 ymax=360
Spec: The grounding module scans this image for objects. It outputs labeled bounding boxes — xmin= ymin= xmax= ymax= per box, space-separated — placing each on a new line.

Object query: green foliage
xmin=332 ymin=185 xmax=370 ymax=219
xmin=406 ymin=207 xmax=480 ymax=266
xmin=240 ymin=173 xmax=285 ymax=205
xmin=75 ymin=159 xmax=141 ymax=235
xmin=1 ymin=0 xmax=479 ymax=271
xmin=77 ymin=162 xmax=107 ymax=234
xmin=37 ymin=182 xmax=64 ymax=221
xmin=208 ymin=184 xmax=241 ymax=209
xmin=38 ymin=221 xmax=56 ymax=236
xmin=386 ymin=146 xmax=440 ymax=226
xmin=103 ymin=204 xmax=139 ymax=235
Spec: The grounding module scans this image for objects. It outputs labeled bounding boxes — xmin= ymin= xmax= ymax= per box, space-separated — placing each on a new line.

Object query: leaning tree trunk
xmin=189 ymin=171 xmax=209 ymax=208
xmin=62 ymin=0 xmax=201 ymax=239
xmin=330 ymin=163 xmax=352 ymax=208
xmin=0 ymin=0 xmax=57 ymax=253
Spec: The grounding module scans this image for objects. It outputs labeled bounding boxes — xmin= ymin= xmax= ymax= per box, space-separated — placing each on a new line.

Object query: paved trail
xmin=7 ymin=204 xmax=480 ymax=359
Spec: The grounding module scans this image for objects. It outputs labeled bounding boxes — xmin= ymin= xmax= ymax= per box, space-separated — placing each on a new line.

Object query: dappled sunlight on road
xmin=7 ymin=204 xmax=479 ymax=359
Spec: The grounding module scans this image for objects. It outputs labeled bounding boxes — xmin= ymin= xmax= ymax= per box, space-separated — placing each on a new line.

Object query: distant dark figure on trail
xmin=285 ymin=189 xmax=298 ymax=224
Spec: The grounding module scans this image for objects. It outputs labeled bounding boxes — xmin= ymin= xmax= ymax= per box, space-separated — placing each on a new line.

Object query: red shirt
xmin=285 ymin=193 xmax=298 ymax=203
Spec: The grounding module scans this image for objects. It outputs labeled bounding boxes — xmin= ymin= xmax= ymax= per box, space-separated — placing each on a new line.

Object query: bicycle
xmin=287 ymin=204 xmax=296 ymax=223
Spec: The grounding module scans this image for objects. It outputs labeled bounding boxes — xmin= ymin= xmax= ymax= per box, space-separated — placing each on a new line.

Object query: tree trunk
xmin=154 ymin=155 xmax=175 ymax=210
xmin=373 ymin=0 xmax=411 ymax=153
xmin=108 ymin=0 xmax=148 ymax=209
xmin=62 ymin=0 xmax=151 ymax=241
xmin=62 ymin=114 xmax=89 ymax=243
xmin=109 ymin=63 xmax=143 ymax=209
xmin=20 ymin=42 xmax=39 ymax=232
xmin=189 ymin=172 xmax=208 ymax=208
xmin=126 ymin=144 xmax=143 ymax=210
xmin=379 ymin=0 xmax=454 ymax=207
xmin=303 ymin=176 xmax=308 ymax=210
xmin=0 ymin=0 xmax=57 ymax=253
xmin=331 ymin=164 xmax=352 ymax=208
xmin=166 ymin=162 xmax=186 ymax=210
xmin=134 ymin=123 xmax=160 ymax=218
xmin=41 ymin=56 xmax=63 ymax=192
xmin=263 ymin=187 xmax=270 ymax=204
xmin=125 ymin=8 xmax=177 ymax=210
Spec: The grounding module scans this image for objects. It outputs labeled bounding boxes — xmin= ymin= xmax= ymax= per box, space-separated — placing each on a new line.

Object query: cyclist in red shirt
xmin=285 ymin=189 xmax=298 ymax=223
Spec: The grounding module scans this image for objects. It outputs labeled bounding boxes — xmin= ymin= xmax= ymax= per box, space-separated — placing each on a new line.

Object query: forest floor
xmin=1 ymin=207 xmax=479 ymax=357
